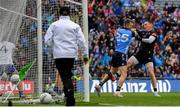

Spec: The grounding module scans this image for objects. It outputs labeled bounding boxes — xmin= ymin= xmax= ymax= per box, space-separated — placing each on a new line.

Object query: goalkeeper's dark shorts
xmin=134 ymin=50 xmax=153 ymax=64
xmin=0 ymin=64 xmax=16 ymax=75
xmin=111 ymin=51 xmax=127 ymax=68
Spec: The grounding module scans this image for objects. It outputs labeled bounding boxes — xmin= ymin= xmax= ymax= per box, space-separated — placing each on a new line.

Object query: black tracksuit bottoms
xmin=55 ymin=58 xmax=75 ymax=106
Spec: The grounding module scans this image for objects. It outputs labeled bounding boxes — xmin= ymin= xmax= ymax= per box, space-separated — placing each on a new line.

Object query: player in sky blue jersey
xmin=115 ymin=26 xmax=134 ymax=54
xmin=95 ymin=19 xmax=135 ymax=97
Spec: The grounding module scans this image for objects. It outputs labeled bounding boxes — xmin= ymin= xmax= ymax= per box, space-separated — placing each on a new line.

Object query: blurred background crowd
xmin=15 ymin=0 xmax=179 ymax=81
xmin=88 ymin=0 xmax=180 ymax=79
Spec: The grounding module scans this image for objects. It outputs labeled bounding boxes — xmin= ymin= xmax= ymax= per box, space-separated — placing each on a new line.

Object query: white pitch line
xmin=98 ymin=103 xmax=113 ymax=106
xmin=64 ymin=0 xmax=82 ymax=6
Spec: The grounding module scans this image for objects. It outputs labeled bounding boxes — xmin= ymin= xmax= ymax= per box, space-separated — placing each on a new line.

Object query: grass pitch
xmin=0 ymin=93 xmax=180 ymax=106
xmin=88 ymin=92 xmax=180 ymax=106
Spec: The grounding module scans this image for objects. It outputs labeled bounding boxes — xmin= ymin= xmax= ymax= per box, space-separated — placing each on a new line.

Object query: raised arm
xmin=91 ymin=0 xmax=96 ymax=7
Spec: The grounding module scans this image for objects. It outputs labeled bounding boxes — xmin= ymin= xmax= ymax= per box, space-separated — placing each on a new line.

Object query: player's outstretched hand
xmin=135 ymin=35 xmax=142 ymax=41
xmin=132 ymin=29 xmax=142 ymax=41
xmin=83 ymin=57 xmax=88 ymax=65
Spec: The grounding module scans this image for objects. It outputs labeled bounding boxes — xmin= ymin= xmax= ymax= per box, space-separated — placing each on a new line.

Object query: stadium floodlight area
xmin=0 ymin=0 xmax=89 ymax=103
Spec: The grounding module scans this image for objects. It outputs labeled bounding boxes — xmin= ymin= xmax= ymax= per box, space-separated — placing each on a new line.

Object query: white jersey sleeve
xmin=0 ymin=41 xmax=15 ymax=64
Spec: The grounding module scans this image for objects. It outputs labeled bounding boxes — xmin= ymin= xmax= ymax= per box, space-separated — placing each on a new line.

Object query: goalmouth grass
xmin=0 ymin=93 xmax=180 ymax=106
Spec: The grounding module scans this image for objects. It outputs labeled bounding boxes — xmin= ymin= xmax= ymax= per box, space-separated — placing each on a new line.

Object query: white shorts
xmin=0 ymin=64 xmax=16 ymax=75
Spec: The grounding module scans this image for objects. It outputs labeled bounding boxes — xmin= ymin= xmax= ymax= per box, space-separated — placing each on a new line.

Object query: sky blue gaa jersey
xmin=115 ymin=28 xmax=134 ymax=54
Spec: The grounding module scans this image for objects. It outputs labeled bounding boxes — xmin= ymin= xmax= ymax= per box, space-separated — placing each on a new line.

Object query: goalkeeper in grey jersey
xmin=0 ymin=41 xmax=25 ymax=98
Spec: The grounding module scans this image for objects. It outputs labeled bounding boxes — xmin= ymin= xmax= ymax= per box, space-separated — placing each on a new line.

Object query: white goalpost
xmin=82 ymin=0 xmax=89 ymax=102
xmin=37 ymin=0 xmax=43 ymax=96
xmin=0 ymin=0 xmax=89 ymax=103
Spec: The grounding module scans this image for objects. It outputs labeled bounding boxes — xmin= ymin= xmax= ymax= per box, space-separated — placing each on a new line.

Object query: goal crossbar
xmin=64 ymin=0 xmax=82 ymax=6
xmin=0 ymin=6 xmax=38 ymax=21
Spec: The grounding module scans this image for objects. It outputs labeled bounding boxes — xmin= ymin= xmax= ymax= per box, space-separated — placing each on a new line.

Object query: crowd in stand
xmin=16 ymin=0 xmax=179 ymax=80
xmin=88 ymin=0 xmax=180 ymax=79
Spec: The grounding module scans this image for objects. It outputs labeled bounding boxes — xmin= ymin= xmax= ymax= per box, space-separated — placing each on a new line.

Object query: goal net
xmin=0 ymin=0 xmax=39 ymax=98
xmin=0 ymin=0 xmax=89 ymax=102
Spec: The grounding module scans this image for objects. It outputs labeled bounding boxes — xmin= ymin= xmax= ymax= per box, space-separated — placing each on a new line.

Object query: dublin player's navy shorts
xmin=111 ymin=51 xmax=127 ymax=68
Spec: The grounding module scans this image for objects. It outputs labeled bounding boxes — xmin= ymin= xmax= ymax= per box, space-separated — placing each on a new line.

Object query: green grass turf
xmin=1 ymin=93 xmax=180 ymax=106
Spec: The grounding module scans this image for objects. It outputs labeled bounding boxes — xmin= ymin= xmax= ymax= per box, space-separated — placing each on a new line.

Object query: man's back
xmin=0 ymin=41 xmax=15 ymax=64
xmin=45 ymin=16 xmax=86 ymax=59
xmin=52 ymin=16 xmax=79 ymax=45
